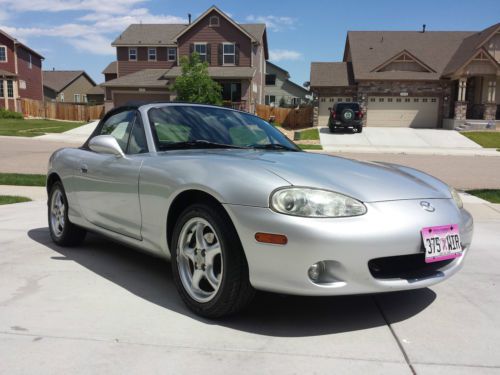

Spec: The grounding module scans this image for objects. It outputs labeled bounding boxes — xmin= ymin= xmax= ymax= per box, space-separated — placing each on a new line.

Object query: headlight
xmin=450 ymin=187 xmax=463 ymax=209
xmin=270 ymin=188 xmax=367 ymax=218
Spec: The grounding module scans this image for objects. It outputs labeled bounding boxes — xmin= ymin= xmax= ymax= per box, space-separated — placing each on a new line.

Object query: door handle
xmin=80 ymin=164 xmax=88 ymax=173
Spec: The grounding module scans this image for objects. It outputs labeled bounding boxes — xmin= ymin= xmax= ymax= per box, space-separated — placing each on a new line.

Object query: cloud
xmin=245 ymin=15 xmax=296 ymax=32
xmin=269 ymin=49 xmax=302 ymax=62
xmin=0 ymin=1 xmax=187 ymax=56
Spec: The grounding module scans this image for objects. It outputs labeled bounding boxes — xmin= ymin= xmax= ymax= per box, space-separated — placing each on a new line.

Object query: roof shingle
xmin=101 ymin=69 xmax=170 ymax=87
xmin=310 ymin=62 xmax=354 ymax=87
xmin=43 ymin=70 xmax=95 ymax=92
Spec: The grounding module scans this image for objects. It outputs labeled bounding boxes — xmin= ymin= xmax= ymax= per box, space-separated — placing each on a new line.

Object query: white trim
xmin=222 ymin=42 xmax=235 ymax=65
xmin=167 ymin=47 xmax=177 ymax=61
xmin=173 ymin=6 xmax=255 ymax=42
xmin=60 ymin=92 xmax=64 ymax=102
xmin=128 ymin=47 xmax=137 ymax=61
xmin=74 ymin=93 xmax=81 ymax=103
xmin=209 ymin=15 xmax=220 ymax=27
xmin=148 ymin=47 xmax=157 ymax=61
xmin=194 ymin=42 xmax=208 ymax=62
xmin=0 ymin=45 xmax=7 ymax=63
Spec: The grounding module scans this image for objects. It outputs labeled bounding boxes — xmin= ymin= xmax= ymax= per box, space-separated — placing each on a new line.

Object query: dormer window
xmin=209 ymin=15 xmax=220 ymax=27
xmin=129 ymin=48 xmax=137 ymax=61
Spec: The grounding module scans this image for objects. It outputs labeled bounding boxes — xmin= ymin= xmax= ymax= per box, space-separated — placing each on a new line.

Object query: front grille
xmin=368 ymin=253 xmax=455 ymax=280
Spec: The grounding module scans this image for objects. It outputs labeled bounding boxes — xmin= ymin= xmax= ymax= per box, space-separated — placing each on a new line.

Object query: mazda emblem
xmin=420 ymin=201 xmax=435 ymax=212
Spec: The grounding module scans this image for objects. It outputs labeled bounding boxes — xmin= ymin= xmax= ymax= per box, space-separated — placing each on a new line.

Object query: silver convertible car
xmin=47 ymin=103 xmax=473 ymax=317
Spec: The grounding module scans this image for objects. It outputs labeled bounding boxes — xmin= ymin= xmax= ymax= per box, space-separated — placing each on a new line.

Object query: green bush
xmin=0 ymin=108 xmax=23 ymax=119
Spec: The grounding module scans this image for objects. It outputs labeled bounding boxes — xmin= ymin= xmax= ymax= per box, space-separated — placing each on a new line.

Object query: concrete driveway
xmin=0 ymin=200 xmax=499 ymax=374
xmin=319 ymin=127 xmax=497 ymax=155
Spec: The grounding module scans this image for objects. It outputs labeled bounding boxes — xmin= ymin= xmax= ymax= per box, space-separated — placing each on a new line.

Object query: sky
xmin=0 ymin=0 xmax=499 ymax=87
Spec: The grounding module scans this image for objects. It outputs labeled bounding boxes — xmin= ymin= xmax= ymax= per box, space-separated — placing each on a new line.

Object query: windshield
xmin=147 ymin=105 xmax=300 ymax=151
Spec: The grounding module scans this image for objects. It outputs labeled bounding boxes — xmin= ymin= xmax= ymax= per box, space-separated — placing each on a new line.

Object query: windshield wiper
xmin=161 ymin=140 xmax=247 ymax=150
xmin=248 ymin=143 xmax=299 ymax=151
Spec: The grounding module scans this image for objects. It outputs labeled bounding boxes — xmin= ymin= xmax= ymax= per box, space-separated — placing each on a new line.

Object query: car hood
xmin=157 ymin=149 xmax=452 ymax=203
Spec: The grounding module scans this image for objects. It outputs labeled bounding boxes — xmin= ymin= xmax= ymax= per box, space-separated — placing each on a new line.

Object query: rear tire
xmin=48 ymin=181 xmax=86 ymax=246
xmin=357 ymin=126 xmax=363 ymax=133
xmin=171 ymin=202 xmax=254 ymax=318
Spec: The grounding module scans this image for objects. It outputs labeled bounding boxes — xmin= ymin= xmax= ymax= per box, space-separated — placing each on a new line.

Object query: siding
xmin=264 ymin=63 xmax=309 ymax=105
xmin=117 ymin=47 xmax=176 ymax=76
xmin=58 ymin=75 xmax=95 ymax=103
xmin=177 ymin=9 xmax=252 ymax=67
xmin=16 ymin=46 xmax=43 ymax=100
xmin=0 ymin=33 xmax=16 ymax=73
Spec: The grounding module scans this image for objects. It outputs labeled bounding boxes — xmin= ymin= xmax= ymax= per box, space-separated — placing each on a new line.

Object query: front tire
xmin=48 ymin=181 xmax=86 ymax=246
xmin=171 ymin=203 xmax=254 ymax=318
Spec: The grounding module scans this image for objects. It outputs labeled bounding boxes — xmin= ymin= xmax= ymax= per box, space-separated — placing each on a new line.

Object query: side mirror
xmin=89 ymin=135 xmax=125 ymax=157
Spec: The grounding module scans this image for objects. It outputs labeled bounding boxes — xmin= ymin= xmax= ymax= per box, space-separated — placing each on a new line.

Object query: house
xmin=264 ymin=61 xmax=310 ymax=106
xmin=310 ymin=23 xmax=500 ymax=128
xmin=43 ymin=70 xmax=97 ymax=103
xmin=0 ymin=28 xmax=44 ymax=111
xmin=102 ymin=6 xmax=269 ymax=112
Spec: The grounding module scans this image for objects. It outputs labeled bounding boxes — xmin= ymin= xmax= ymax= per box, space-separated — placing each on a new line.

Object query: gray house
xmin=264 ymin=61 xmax=310 ymax=106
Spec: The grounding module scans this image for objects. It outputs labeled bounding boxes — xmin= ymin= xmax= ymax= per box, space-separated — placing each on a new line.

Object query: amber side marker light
xmin=255 ymin=232 xmax=288 ymax=245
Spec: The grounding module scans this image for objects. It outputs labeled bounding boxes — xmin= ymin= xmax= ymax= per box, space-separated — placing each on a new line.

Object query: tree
xmin=172 ymin=53 xmax=223 ymax=105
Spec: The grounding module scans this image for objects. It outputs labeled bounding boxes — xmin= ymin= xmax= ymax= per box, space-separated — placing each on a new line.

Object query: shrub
xmin=0 ymin=108 xmax=23 ymax=119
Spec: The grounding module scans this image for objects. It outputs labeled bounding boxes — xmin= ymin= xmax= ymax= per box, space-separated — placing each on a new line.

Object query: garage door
xmin=367 ymin=96 xmax=438 ymax=128
xmin=318 ymin=96 xmax=353 ymax=126
xmin=113 ymin=92 xmax=170 ymax=107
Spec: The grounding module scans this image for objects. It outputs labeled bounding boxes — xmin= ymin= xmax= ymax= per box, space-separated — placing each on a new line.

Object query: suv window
xmin=334 ymin=103 xmax=360 ymax=112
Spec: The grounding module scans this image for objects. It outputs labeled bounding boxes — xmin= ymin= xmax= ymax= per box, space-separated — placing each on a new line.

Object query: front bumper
xmin=224 ymin=199 xmax=473 ymax=296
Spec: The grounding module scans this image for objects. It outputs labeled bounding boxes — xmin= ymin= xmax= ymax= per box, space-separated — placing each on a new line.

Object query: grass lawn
xmin=460 ymin=132 xmax=500 ymax=149
xmin=0 ymin=173 xmax=46 ymax=186
xmin=466 ymin=189 xmax=500 ymax=204
xmin=294 ymin=128 xmax=319 ymax=141
xmin=299 ymin=144 xmax=323 ymax=150
xmin=0 ymin=119 xmax=84 ymax=137
xmin=0 ymin=195 xmax=32 ymax=205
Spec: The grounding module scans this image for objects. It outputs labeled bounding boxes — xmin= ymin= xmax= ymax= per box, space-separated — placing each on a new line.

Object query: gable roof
xmin=346 ymin=30 xmax=473 ymax=80
xmin=102 ymin=61 xmax=117 ymax=75
xmin=371 ymin=49 xmax=436 ymax=73
xmin=0 ymin=29 xmax=44 ymax=59
xmin=174 ymin=6 xmax=257 ymax=42
xmin=266 ymin=61 xmax=290 ymax=77
xmin=43 ymin=70 xmax=96 ymax=93
xmin=86 ymin=85 xmax=105 ymax=95
xmin=310 ymin=62 xmax=354 ymax=87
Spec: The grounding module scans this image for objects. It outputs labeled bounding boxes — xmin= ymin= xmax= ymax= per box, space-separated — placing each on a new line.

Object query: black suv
xmin=328 ymin=102 xmax=364 ymax=133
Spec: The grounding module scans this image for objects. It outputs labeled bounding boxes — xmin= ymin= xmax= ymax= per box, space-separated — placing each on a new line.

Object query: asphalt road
xmin=1 ymin=136 xmax=500 ymax=189
xmin=0 ymin=200 xmax=499 ymax=374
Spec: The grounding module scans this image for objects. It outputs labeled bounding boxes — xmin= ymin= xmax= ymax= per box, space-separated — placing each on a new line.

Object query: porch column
xmin=13 ymin=80 xmax=19 ymax=112
xmin=454 ymin=77 xmax=468 ymax=120
xmin=3 ymin=79 xmax=8 ymax=110
xmin=483 ymin=79 xmax=497 ymax=120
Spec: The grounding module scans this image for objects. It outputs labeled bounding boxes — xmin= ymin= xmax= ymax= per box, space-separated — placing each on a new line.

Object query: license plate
xmin=421 ymin=224 xmax=462 ymax=263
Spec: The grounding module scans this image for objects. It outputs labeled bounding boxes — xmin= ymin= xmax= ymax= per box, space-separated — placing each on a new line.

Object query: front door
xmin=74 ymin=109 xmax=148 ymax=239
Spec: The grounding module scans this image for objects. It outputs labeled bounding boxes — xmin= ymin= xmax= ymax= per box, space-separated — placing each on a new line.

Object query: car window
xmin=98 ymin=110 xmax=136 ymax=151
xmin=335 ymin=103 xmax=360 ymax=112
xmin=126 ymin=116 xmax=148 ymax=154
xmin=148 ymin=106 xmax=297 ymax=151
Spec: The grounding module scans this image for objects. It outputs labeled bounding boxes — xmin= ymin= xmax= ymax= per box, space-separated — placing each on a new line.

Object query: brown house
xmin=310 ymin=23 xmax=500 ymax=129
xmin=43 ymin=70 xmax=97 ymax=103
xmin=102 ymin=6 xmax=269 ymax=112
xmin=0 ymin=29 xmax=44 ymax=111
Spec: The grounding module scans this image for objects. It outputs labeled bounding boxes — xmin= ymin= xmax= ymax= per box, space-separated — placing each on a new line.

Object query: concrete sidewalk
xmin=0 ymin=198 xmax=499 ymax=374
xmin=319 ymin=127 xmax=500 ymax=156
xmin=34 ymin=120 xmax=99 ymax=144
xmin=0 ymin=185 xmax=46 ymax=201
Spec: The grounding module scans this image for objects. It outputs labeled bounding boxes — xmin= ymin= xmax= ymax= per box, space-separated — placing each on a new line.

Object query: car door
xmin=74 ymin=109 xmax=149 ymax=240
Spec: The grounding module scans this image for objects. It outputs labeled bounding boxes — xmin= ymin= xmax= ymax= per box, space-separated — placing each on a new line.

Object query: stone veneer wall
xmin=483 ymin=103 xmax=497 ymax=120
xmin=454 ymin=101 xmax=467 ymax=120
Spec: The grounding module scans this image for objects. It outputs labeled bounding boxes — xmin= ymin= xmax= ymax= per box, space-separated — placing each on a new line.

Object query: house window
xmin=148 ymin=48 xmax=157 ymax=61
xmin=414 ymin=98 xmax=419 ymax=102
xmin=388 ymin=98 xmax=393 ymax=102
xmin=83 ymin=94 xmax=87 ymax=103
xmin=0 ymin=80 xmax=3 ymax=97
xmin=74 ymin=94 xmax=81 ymax=103
xmin=19 ymin=80 xmax=26 ymax=90
xmin=431 ymin=98 xmax=437 ymax=102
xmin=29 ymin=54 xmax=32 ymax=69
xmin=7 ymin=80 xmax=14 ymax=98
xmin=320 ymin=98 xmax=325 ymax=102
xmin=370 ymin=98 xmax=375 ymax=102
xmin=265 ymin=95 xmax=276 ymax=105
xmin=379 ymin=98 xmax=384 ymax=102
xmin=329 ymin=98 xmax=334 ymax=102
xmin=422 ymin=98 xmax=428 ymax=102
xmin=265 ymin=74 xmax=276 ymax=85
xmin=223 ymin=43 xmax=235 ymax=65
xmin=129 ymin=48 xmax=137 ymax=61
xmin=291 ymin=97 xmax=299 ymax=106
xmin=209 ymin=16 xmax=220 ymax=27
xmin=167 ymin=48 xmax=176 ymax=61
xmin=337 ymin=97 xmax=342 ymax=102
xmin=60 ymin=93 xmax=64 ymax=102
xmin=194 ymin=43 xmax=207 ymax=62
xmin=396 ymin=98 xmax=401 ymax=102
xmin=0 ymin=46 xmax=6 ymax=62
xmin=405 ymin=98 xmax=410 ymax=102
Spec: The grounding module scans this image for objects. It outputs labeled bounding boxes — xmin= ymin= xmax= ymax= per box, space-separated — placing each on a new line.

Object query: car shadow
xmin=319 ymin=127 xmax=357 ymax=135
xmin=28 ymin=227 xmax=436 ymax=337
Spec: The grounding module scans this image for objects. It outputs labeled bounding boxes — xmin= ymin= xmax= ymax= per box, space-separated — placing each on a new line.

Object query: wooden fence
xmin=20 ymin=99 xmax=105 ymax=121
xmin=256 ymin=104 xmax=313 ymax=129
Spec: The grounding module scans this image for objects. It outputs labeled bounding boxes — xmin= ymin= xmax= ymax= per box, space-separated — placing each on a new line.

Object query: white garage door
xmin=318 ymin=96 xmax=353 ymax=126
xmin=367 ymin=96 xmax=439 ymax=128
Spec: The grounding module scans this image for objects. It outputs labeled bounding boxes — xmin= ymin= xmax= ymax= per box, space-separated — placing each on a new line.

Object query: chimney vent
xmin=422 ymin=24 xmax=426 ymax=33
xmin=188 ymin=13 xmax=192 ymax=24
